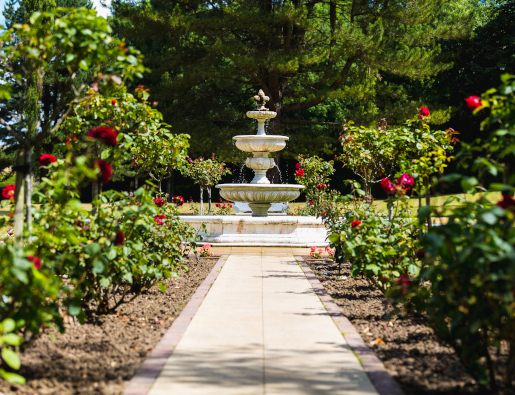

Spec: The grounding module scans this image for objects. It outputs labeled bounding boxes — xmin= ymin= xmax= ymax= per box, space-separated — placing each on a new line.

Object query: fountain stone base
xmin=180 ymin=215 xmax=328 ymax=247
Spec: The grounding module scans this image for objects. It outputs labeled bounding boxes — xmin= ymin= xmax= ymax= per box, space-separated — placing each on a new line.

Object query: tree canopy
xmin=110 ymin=0 xmax=475 ymax=159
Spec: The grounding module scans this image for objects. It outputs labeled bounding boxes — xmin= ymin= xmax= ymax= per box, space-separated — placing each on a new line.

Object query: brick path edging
xmin=122 ymin=254 xmax=229 ymax=395
xmin=296 ymin=256 xmax=405 ymax=395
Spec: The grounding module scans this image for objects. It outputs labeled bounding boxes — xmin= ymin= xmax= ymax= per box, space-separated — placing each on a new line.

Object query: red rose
xmin=111 ymin=100 xmax=117 ymax=105
xmin=316 ymin=183 xmax=326 ymax=189
xmin=216 ymin=203 xmax=221 ymax=207
xmin=189 ymin=199 xmax=193 ymax=202
xmin=419 ymin=106 xmax=430 ymax=117
xmin=154 ymin=215 xmax=165 ymax=225
xmin=465 ymin=96 xmax=482 ymax=110
xmin=39 ymin=154 xmax=57 ymax=167
xmin=497 ymin=193 xmax=515 ymax=211
xmin=322 ymin=211 xmax=326 ymax=215
xmin=153 ymin=198 xmax=165 ymax=207
xmin=28 ymin=256 xmax=41 ymax=270
xmin=295 ymin=163 xmax=301 ymax=169
xmin=397 ymin=173 xmax=414 ymax=190
xmin=114 ymin=231 xmax=124 ymax=246
xmin=295 ymin=169 xmax=304 ymax=177
xmin=229 ymin=204 xmax=233 ymax=208
xmin=88 ymin=126 xmax=118 ymax=146
xmin=351 ymin=220 xmax=361 ymax=228
xmin=380 ymin=178 xmax=394 ymax=194
xmin=173 ymin=196 xmax=184 ymax=206
xmin=416 ymin=249 xmax=426 ymax=260
xmin=396 ymin=274 xmax=411 ymax=293
xmin=96 ymin=160 xmax=112 ymax=184
xmin=308 ymin=200 xmax=313 ymax=205
xmin=1 ymin=184 xmax=15 ymax=200
xmin=222 ymin=205 xmax=226 ymax=209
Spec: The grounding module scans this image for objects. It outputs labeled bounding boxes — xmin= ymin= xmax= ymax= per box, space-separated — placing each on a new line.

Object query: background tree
xmin=0 ymin=0 xmax=95 ymax=184
xmin=182 ymin=157 xmax=231 ymax=215
xmin=110 ymin=0 xmax=475 ymax=160
xmin=0 ymin=7 xmax=147 ymax=241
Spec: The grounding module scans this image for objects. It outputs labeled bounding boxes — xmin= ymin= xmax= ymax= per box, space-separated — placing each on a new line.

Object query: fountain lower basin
xmin=181 ymin=215 xmax=328 ymax=246
xmin=216 ymin=183 xmax=304 ymax=217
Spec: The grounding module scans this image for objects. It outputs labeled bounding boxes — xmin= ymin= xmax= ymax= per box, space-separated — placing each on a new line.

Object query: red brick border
xmin=296 ymin=256 xmax=405 ymax=395
xmin=122 ymin=254 xmax=229 ymax=395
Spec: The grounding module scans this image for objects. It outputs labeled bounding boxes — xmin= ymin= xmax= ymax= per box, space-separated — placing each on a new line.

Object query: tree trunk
xmin=388 ymin=194 xmax=393 ymax=220
xmin=14 ymin=151 xmax=26 ymax=245
xmin=425 ymin=177 xmax=432 ymax=229
xmin=170 ymin=169 xmax=174 ymax=199
xmin=200 ymin=186 xmax=204 ymax=216
xmin=92 ymin=181 xmax=99 ymax=215
xmin=134 ymin=175 xmax=139 ymax=189
xmin=24 ymin=148 xmax=33 ymax=231
xmin=207 ymin=187 xmax=212 ymax=214
xmin=166 ymin=172 xmax=172 ymax=202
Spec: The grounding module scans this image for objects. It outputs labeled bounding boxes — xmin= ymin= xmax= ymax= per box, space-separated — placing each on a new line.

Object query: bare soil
xmin=306 ymin=258 xmax=509 ymax=395
xmin=0 ymin=256 xmax=217 ymax=395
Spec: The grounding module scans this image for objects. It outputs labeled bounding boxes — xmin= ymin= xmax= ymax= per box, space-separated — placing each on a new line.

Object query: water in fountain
xmin=272 ymin=162 xmax=283 ymax=184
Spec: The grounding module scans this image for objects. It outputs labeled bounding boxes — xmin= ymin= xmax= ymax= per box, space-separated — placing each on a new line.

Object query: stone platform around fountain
xmin=180 ymin=215 xmax=328 ymax=247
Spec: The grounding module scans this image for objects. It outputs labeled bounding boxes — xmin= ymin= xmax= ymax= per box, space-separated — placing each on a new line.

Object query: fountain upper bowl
xmin=233 ymin=135 xmax=288 ymax=153
xmin=216 ymin=183 xmax=303 ymax=203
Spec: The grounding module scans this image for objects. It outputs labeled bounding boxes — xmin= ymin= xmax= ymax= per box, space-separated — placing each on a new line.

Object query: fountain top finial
xmin=253 ymin=89 xmax=270 ymax=111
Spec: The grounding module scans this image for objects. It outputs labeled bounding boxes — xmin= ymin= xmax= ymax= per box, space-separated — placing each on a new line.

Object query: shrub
xmin=389 ymin=75 xmax=515 ymax=391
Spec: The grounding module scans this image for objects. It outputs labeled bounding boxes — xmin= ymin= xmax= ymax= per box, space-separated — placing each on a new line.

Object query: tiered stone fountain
xmin=179 ymin=90 xmax=328 ymax=246
xmin=216 ymin=90 xmax=304 ymax=217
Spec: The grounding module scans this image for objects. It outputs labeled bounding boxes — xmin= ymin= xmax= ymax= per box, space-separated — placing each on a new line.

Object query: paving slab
xmin=147 ymin=252 xmax=378 ymax=395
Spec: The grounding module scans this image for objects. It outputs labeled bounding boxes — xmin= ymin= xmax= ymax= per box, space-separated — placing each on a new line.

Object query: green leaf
xmin=480 ymin=212 xmax=497 ymax=225
xmin=328 ymin=233 xmax=340 ymax=243
xmin=2 ymin=348 xmax=20 ymax=369
xmin=68 ymin=302 xmax=81 ymax=316
xmin=85 ymin=243 xmax=101 ymax=255
xmin=99 ymin=277 xmax=110 ymax=287
xmin=101 ymin=149 xmax=110 ymax=160
xmin=158 ymin=283 xmax=167 ymax=293
xmin=0 ymin=369 xmax=25 ymax=384
xmin=107 ymin=249 xmax=117 ymax=260
xmin=1 ymin=319 xmax=16 ymax=333
xmin=461 ymin=177 xmax=478 ymax=192
xmin=10 ymin=268 xmax=28 ymax=284
xmin=2 ymin=334 xmax=23 ymax=346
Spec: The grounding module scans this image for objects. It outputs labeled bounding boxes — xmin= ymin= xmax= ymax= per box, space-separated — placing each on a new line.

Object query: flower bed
xmin=306 ymin=260 xmax=506 ymax=394
xmin=0 ymin=257 xmax=217 ymax=395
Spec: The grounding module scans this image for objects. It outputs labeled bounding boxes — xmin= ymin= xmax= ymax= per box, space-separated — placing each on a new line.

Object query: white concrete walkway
xmin=148 ymin=252 xmax=378 ymax=394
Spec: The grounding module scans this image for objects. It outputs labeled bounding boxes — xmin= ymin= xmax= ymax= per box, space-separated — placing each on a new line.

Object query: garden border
xmin=122 ymin=254 xmax=229 ymax=395
xmin=295 ymin=256 xmax=405 ymax=395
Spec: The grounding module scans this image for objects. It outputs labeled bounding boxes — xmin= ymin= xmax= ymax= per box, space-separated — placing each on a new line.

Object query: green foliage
xmin=111 ymin=0 xmax=474 ymax=159
xmin=339 ymin=114 xmax=457 ymax=197
xmin=62 ymin=84 xmax=190 ymax=184
xmin=389 ymin=75 xmax=515 ymax=391
xmin=328 ymin=182 xmax=421 ymax=291
xmin=461 ymin=74 xmax=515 ymax=184
xmin=0 ymin=318 xmax=25 ymax=384
xmin=182 ymin=157 xmax=231 ymax=190
xmin=0 ymin=241 xmax=75 ymax=333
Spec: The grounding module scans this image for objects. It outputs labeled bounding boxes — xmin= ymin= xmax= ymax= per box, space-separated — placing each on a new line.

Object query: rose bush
xmin=388 ymin=75 xmax=515 ymax=392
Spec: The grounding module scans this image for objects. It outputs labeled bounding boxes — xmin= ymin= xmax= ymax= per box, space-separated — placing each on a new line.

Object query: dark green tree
xmin=0 ymin=0 xmax=95 ymax=185
xmin=110 ymin=0 xmax=475 ymax=159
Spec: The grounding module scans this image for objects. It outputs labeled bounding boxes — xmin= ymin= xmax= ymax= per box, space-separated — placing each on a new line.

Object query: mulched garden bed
xmin=305 ymin=258 xmax=504 ymax=395
xmin=0 ymin=256 xmax=217 ymax=395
